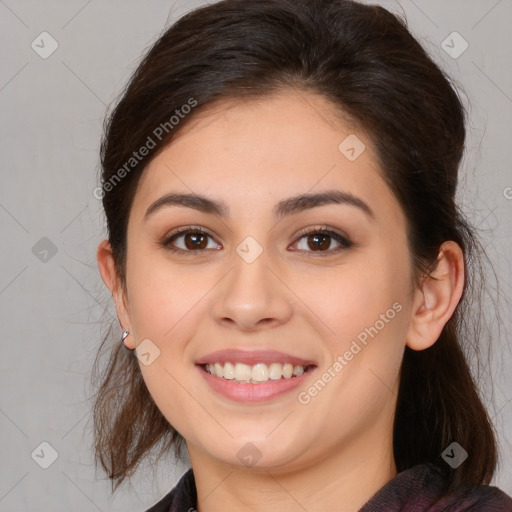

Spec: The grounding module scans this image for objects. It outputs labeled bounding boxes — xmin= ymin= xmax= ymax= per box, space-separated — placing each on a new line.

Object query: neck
xmin=187 ymin=430 xmax=397 ymax=512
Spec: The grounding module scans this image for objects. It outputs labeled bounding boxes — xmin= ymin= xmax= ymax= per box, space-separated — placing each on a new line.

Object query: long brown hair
xmin=90 ymin=0 xmax=498 ymax=493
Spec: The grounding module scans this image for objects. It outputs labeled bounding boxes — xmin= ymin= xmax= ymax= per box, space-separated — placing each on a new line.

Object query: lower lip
xmin=197 ymin=365 xmax=316 ymax=403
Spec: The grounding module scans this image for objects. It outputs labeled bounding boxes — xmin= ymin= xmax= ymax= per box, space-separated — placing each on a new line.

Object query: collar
xmin=146 ymin=463 xmax=512 ymax=511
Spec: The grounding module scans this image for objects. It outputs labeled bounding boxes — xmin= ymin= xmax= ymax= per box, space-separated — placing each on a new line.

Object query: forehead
xmin=130 ymin=89 xmax=404 ymax=228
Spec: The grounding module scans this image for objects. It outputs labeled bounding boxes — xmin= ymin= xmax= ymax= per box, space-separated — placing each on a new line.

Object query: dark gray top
xmin=145 ymin=463 xmax=512 ymax=511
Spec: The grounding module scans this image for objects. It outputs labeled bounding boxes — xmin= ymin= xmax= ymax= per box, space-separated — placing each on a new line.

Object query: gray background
xmin=0 ymin=0 xmax=511 ymax=510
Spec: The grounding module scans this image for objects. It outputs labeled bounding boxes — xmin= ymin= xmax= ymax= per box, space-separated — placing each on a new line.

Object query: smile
xmin=195 ymin=349 xmax=318 ymax=402
xmin=202 ymin=361 xmax=314 ymax=383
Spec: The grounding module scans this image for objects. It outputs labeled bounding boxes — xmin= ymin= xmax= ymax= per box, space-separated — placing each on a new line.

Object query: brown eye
xmin=162 ymin=226 xmax=353 ymax=257
xmin=292 ymin=227 xmax=353 ymax=255
xmin=163 ymin=227 xmax=221 ymax=255
xmin=304 ymin=232 xmax=331 ymax=251
xmin=181 ymin=232 xmax=209 ymax=250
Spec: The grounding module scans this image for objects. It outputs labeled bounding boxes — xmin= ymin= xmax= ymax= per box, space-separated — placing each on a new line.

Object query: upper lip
xmin=196 ymin=349 xmax=317 ymax=367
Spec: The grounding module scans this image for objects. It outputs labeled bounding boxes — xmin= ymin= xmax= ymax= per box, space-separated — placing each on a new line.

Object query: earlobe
xmin=97 ymin=240 xmax=133 ymax=346
xmin=406 ymin=241 xmax=465 ymax=351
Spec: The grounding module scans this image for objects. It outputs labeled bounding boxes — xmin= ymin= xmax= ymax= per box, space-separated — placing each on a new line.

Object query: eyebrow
xmin=144 ymin=189 xmax=374 ymax=221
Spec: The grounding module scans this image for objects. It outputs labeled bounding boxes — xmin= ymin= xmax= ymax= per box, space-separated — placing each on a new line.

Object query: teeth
xmin=293 ymin=365 xmax=304 ymax=376
xmin=268 ymin=363 xmax=282 ymax=380
xmin=223 ymin=362 xmax=235 ymax=379
xmin=251 ymin=363 xmax=268 ymax=382
xmin=214 ymin=362 xmax=224 ymax=378
xmin=204 ymin=361 xmax=308 ymax=382
xmin=234 ymin=362 xmax=252 ymax=381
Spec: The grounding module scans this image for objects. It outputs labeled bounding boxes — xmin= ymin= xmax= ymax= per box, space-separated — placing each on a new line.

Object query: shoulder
xmin=144 ymin=468 xmax=196 ymax=512
xmin=360 ymin=463 xmax=512 ymax=511
xmin=144 ymin=464 xmax=512 ymax=512
xmin=432 ymin=479 xmax=512 ymax=511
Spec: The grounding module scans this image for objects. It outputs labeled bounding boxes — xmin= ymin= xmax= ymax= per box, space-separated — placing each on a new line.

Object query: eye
xmin=162 ymin=226 xmax=221 ymax=255
xmin=290 ymin=226 xmax=353 ymax=256
xmin=161 ymin=225 xmax=353 ymax=256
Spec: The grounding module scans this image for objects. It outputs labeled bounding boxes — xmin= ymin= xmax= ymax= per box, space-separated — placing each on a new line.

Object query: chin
xmin=202 ymin=435 xmax=304 ymax=470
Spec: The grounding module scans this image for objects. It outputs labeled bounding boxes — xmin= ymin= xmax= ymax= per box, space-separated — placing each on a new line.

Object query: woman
xmin=92 ymin=0 xmax=512 ymax=510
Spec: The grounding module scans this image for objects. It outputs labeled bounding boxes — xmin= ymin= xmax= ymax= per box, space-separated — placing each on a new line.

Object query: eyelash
xmin=161 ymin=225 xmax=353 ymax=257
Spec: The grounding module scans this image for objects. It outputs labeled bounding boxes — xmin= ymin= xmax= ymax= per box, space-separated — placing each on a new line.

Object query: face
xmin=118 ymin=90 xmax=416 ymax=473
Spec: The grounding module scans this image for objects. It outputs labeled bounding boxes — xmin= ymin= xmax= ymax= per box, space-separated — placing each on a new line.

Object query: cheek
xmin=299 ymin=265 xmax=408 ymax=430
xmin=302 ymin=255 xmax=409 ymax=348
xmin=125 ymin=249 xmax=206 ymax=340
xmin=303 ymin=245 xmax=411 ymax=405
xmin=124 ymin=253 xmax=210 ymax=431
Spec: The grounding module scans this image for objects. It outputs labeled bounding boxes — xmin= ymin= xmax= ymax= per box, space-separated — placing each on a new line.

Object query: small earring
xmin=121 ymin=330 xmax=134 ymax=350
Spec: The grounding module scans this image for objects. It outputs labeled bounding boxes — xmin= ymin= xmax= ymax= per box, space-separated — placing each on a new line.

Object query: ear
xmin=97 ymin=239 xmax=135 ymax=349
xmin=406 ymin=241 xmax=465 ymax=351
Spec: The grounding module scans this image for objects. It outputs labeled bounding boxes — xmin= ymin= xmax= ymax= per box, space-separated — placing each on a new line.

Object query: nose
xmin=210 ymin=246 xmax=293 ymax=332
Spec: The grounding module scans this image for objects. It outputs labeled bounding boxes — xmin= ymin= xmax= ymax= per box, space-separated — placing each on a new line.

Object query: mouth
xmin=199 ymin=361 xmax=316 ymax=383
xmin=195 ymin=349 xmax=318 ymax=402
